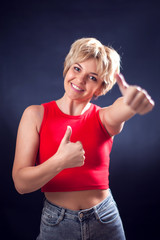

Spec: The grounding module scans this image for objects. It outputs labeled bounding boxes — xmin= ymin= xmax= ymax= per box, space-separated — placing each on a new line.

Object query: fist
xmin=115 ymin=73 xmax=155 ymax=115
xmin=56 ymin=126 xmax=85 ymax=169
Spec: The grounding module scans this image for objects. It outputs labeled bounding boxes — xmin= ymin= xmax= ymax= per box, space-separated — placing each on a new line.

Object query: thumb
xmin=61 ymin=126 xmax=72 ymax=144
xmin=115 ymin=73 xmax=129 ymax=96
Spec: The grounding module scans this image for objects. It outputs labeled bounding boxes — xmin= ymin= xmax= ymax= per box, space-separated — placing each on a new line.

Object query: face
xmin=64 ymin=58 xmax=103 ymax=102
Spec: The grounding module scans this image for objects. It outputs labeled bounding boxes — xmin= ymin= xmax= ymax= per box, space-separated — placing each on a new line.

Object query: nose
xmin=77 ymin=74 xmax=86 ymax=84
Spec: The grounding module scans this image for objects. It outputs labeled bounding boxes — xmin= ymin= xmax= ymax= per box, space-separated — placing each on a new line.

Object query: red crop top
xmin=37 ymin=100 xmax=113 ymax=192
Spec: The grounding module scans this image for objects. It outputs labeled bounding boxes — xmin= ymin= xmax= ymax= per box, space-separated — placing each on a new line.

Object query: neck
xmin=56 ymin=94 xmax=91 ymax=116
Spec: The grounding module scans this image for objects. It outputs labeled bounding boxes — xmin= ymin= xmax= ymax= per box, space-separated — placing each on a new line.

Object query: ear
xmin=94 ymin=87 xmax=103 ymax=97
xmin=94 ymin=82 xmax=107 ymax=97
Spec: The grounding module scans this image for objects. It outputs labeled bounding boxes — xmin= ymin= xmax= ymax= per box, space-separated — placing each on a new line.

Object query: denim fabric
xmin=36 ymin=190 xmax=126 ymax=240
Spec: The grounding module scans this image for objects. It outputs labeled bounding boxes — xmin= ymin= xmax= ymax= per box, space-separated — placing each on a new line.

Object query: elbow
xmin=111 ymin=127 xmax=123 ymax=136
xmin=13 ymin=178 xmax=26 ymax=195
xmin=12 ymin=173 xmax=28 ymax=195
xmin=12 ymin=176 xmax=36 ymax=195
xmin=107 ymin=123 xmax=124 ymax=137
xmin=14 ymin=184 xmax=26 ymax=195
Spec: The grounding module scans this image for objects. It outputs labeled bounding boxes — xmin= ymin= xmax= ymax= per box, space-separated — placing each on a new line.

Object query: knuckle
xmin=77 ymin=141 xmax=83 ymax=148
xmin=136 ymin=86 xmax=142 ymax=92
xmin=131 ymin=86 xmax=141 ymax=95
xmin=140 ymin=90 xmax=148 ymax=99
xmin=76 ymin=140 xmax=81 ymax=145
xmin=141 ymin=89 xmax=148 ymax=95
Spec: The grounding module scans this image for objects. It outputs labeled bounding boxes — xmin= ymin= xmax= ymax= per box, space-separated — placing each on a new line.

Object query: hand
xmin=115 ymin=73 xmax=155 ymax=115
xmin=55 ymin=126 xmax=85 ymax=169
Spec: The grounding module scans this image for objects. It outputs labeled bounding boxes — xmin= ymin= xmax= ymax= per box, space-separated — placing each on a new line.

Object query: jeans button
xmin=79 ymin=213 xmax=83 ymax=219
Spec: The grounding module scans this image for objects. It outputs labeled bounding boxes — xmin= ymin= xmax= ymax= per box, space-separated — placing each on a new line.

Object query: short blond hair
xmin=63 ymin=38 xmax=121 ymax=96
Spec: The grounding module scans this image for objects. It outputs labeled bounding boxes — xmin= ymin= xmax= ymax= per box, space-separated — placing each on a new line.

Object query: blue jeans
xmin=36 ymin=190 xmax=126 ymax=240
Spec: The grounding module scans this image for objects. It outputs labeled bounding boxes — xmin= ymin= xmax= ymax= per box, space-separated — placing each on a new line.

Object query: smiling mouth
xmin=71 ymin=83 xmax=84 ymax=92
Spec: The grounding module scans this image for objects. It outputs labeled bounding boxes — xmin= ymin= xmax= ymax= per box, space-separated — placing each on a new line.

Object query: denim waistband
xmin=44 ymin=189 xmax=112 ymax=217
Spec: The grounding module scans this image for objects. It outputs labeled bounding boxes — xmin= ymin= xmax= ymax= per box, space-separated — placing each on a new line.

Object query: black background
xmin=1 ymin=0 xmax=160 ymax=239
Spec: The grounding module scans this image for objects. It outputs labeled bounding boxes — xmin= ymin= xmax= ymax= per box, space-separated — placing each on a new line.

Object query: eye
xmin=89 ymin=76 xmax=97 ymax=82
xmin=74 ymin=66 xmax=81 ymax=72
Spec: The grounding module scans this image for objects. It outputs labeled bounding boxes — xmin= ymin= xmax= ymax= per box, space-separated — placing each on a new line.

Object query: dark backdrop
xmin=1 ymin=0 xmax=160 ymax=239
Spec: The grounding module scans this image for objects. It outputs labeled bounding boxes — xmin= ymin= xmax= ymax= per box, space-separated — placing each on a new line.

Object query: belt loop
xmin=93 ymin=206 xmax=99 ymax=221
xmin=58 ymin=208 xmax=65 ymax=223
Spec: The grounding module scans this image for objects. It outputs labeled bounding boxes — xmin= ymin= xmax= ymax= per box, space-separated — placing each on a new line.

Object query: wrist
xmin=49 ymin=152 xmax=65 ymax=172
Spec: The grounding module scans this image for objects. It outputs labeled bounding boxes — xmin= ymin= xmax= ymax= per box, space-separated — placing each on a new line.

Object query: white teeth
xmin=72 ymin=83 xmax=83 ymax=91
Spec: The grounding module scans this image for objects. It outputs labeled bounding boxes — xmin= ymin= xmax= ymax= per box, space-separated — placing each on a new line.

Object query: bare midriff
xmin=45 ymin=189 xmax=109 ymax=211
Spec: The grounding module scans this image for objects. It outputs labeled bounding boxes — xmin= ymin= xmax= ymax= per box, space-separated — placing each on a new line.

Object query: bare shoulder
xmin=21 ymin=105 xmax=44 ymax=133
xmin=23 ymin=105 xmax=44 ymax=119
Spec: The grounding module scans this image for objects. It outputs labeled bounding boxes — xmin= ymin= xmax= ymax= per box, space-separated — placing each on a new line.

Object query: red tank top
xmin=37 ymin=101 xmax=113 ymax=192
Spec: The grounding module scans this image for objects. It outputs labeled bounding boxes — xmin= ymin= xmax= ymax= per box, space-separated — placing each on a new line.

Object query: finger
xmin=81 ymin=155 xmax=85 ymax=165
xmin=124 ymin=86 xmax=142 ymax=106
xmin=115 ymin=73 xmax=129 ymax=96
xmin=126 ymin=87 xmax=145 ymax=109
xmin=136 ymin=96 xmax=155 ymax=115
xmin=76 ymin=141 xmax=83 ymax=149
xmin=61 ymin=126 xmax=72 ymax=143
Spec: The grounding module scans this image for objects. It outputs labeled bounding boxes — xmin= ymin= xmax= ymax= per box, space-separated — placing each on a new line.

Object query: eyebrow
xmin=76 ymin=63 xmax=98 ymax=76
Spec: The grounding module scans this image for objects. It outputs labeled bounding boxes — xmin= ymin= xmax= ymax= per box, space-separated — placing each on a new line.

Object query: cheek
xmin=65 ymin=73 xmax=74 ymax=85
xmin=64 ymin=72 xmax=74 ymax=91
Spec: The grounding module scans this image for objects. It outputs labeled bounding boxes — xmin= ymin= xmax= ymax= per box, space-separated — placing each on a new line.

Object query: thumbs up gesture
xmin=115 ymin=73 xmax=155 ymax=115
xmin=55 ymin=126 xmax=85 ymax=170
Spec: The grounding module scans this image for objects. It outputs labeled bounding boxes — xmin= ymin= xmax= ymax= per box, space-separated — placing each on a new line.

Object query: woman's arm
xmin=12 ymin=106 xmax=85 ymax=194
xmin=12 ymin=105 xmax=62 ymax=194
xmin=99 ymin=74 xmax=155 ymax=136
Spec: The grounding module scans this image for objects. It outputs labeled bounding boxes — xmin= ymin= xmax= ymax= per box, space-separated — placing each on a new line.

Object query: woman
xmin=12 ymin=38 xmax=154 ymax=240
